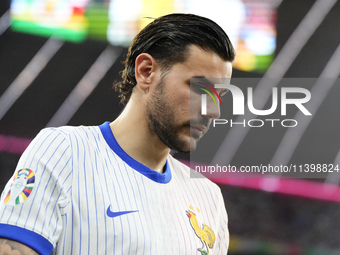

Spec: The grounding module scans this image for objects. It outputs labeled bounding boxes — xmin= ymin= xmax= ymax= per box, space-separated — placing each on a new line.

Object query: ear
xmin=135 ymin=53 xmax=159 ymax=92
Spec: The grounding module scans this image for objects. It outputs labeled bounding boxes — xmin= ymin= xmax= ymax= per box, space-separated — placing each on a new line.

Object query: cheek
xmin=180 ymin=94 xmax=191 ymax=114
xmin=189 ymin=93 xmax=202 ymax=114
xmin=168 ymin=96 xmax=190 ymax=122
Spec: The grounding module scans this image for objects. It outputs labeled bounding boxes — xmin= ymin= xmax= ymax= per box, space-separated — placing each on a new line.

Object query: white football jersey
xmin=0 ymin=122 xmax=229 ymax=255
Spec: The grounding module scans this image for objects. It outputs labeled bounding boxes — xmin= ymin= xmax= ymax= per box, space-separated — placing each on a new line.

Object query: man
xmin=0 ymin=13 xmax=235 ymax=254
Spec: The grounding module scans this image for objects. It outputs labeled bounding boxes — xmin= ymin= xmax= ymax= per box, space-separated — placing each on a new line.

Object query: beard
xmin=146 ymin=77 xmax=209 ymax=153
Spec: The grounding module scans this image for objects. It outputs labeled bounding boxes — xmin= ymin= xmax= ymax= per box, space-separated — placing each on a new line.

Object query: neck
xmin=109 ymin=100 xmax=170 ymax=173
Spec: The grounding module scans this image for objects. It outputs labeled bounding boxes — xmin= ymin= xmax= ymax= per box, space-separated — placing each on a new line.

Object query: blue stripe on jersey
xmin=74 ymin=132 xmax=83 ymax=255
xmin=112 ymin=153 xmax=138 ymax=254
xmin=62 ymin=213 xmax=67 ymax=255
xmin=91 ymin=128 xmax=104 ymax=254
xmin=32 ymin=138 xmax=66 ymax=231
xmin=25 ymin=129 xmax=55 ymax=167
xmin=136 ymin=174 xmax=152 ymax=254
xmin=76 ymin=130 xmax=91 ymax=255
xmin=23 ymin=133 xmax=63 ymax=228
xmin=40 ymin=146 xmax=71 ymax=234
xmin=123 ymin=164 xmax=146 ymax=255
xmin=104 ymin=149 xmax=124 ymax=254
xmin=93 ymin=151 xmax=108 ymax=253
xmin=5 ymin=207 xmax=14 ymax=224
xmin=91 ymin=153 xmax=99 ymax=255
xmin=102 ymin=154 xmax=117 ymax=251
xmin=99 ymin=122 xmax=171 ymax=184
xmin=0 ymin=223 xmax=53 ymax=255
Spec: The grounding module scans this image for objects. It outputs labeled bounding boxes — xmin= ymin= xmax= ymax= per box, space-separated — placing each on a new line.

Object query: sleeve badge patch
xmin=3 ymin=168 xmax=35 ymax=206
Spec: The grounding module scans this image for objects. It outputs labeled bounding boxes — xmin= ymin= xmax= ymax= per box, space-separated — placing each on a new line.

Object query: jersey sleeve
xmin=0 ymin=128 xmax=73 ymax=255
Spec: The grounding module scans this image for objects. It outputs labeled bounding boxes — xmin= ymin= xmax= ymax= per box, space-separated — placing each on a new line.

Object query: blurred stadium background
xmin=1 ymin=0 xmax=340 ymax=254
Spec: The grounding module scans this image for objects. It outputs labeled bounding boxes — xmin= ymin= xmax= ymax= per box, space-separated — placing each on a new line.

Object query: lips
xmin=190 ymin=125 xmax=207 ymax=137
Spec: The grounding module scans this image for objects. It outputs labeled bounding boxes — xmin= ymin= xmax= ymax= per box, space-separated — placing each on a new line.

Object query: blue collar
xmin=99 ymin=122 xmax=172 ymax=184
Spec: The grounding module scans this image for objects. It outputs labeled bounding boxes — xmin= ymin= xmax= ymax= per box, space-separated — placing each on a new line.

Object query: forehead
xmin=178 ymin=45 xmax=233 ymax=79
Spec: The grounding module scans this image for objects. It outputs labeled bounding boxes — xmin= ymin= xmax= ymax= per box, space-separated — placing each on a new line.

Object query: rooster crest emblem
xmin=186 ymin=209 xmax=216 ymax=255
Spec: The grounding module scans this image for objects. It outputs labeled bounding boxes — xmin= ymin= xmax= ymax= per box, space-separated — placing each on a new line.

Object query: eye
xmin=190 ymin=83 xmax=206 ymax=94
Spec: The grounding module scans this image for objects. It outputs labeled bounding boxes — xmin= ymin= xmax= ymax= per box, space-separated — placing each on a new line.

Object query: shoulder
xmin=38 ymin=125 xmax=100 ymax=139
xmin=16 ymin=124 xmax=103 ymax=174
xmin=32 ymin=125 xmax=102 ymax=147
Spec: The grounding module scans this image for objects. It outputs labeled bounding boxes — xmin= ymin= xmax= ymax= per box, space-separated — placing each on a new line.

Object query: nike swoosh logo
xmin=106 ymin=206 xmax=138 ymax=218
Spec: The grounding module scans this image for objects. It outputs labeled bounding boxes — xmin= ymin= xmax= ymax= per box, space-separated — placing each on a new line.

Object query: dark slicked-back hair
xmin=114 ymin=13 xmax=236 ymax=104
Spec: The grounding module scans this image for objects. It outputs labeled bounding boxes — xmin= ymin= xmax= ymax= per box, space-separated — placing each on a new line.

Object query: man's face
xmin=147 ymin=45 xmax=233 ymax=153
